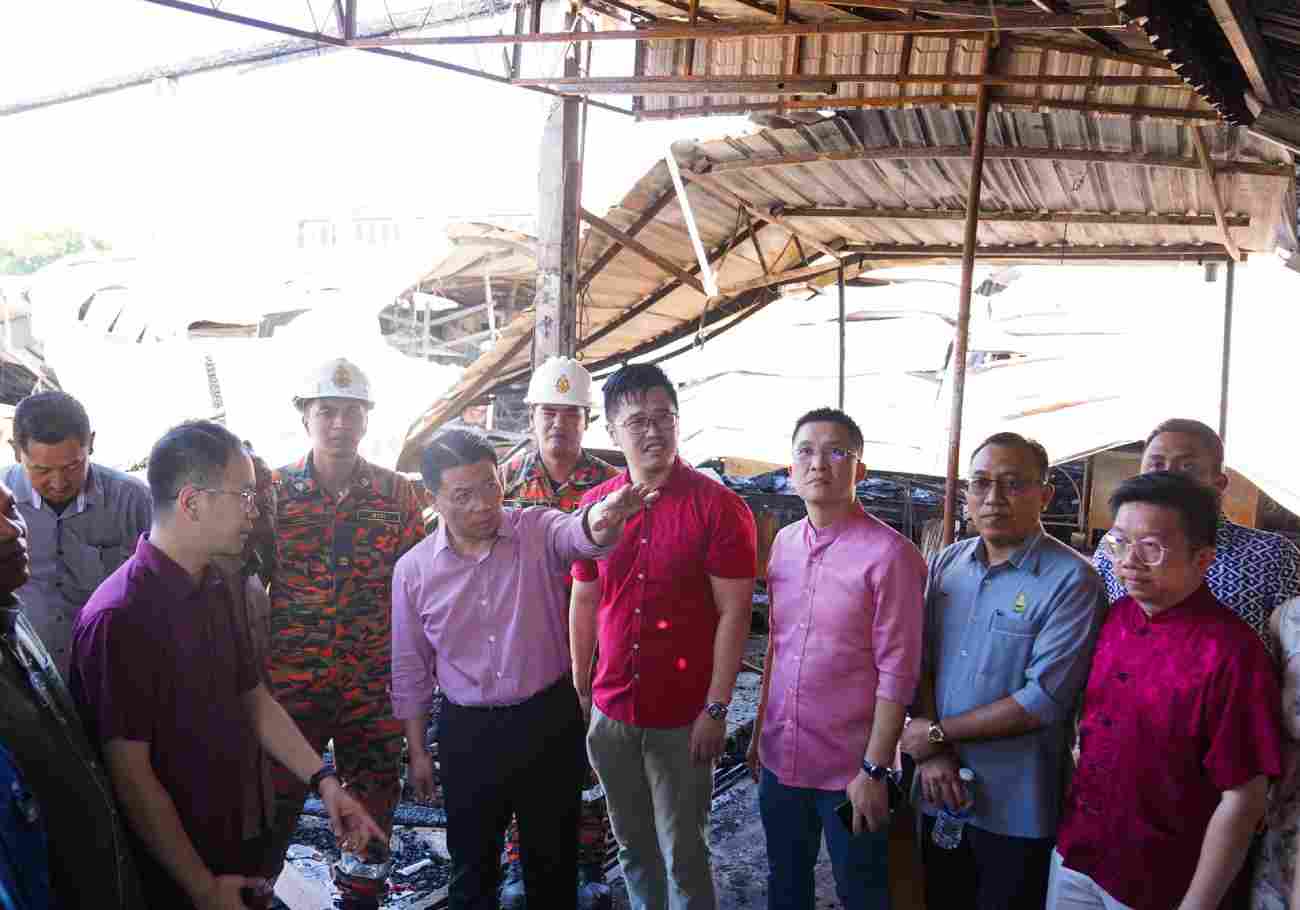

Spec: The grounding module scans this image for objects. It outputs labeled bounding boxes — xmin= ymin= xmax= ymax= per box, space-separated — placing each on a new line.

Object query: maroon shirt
xmin=69 ymin=536 xmax=261 ymax=908
xmin=572 ymin=459 xmax=757 ymax=729
xmin=1057 ymin=584 xmax=1283 ymax=909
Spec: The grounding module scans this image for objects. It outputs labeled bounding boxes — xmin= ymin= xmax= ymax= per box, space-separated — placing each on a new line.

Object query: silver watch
xmin=704 ymin=701 xmax=729 ymax=721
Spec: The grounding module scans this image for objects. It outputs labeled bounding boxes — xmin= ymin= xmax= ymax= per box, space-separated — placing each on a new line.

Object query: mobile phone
xmin=835 ymin=799 xmax=857 ymax=833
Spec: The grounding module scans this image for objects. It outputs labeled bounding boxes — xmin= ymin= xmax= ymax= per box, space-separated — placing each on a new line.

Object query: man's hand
xmin=193 ymin=874 xmax=260 ymax=910
xmin=918 ymin=752 xmax=969 ymax=813
xmin=745 ymin=736 xmax=761 ymax=782
xmin=899 ymin=716 xmax=940 ymax=763
xmin=689 ymin=711 xmax=726 ymax=766
xmin=589 ymin=483 xmax=660 ymax=534
xmin=846 ymin=770 xmax=890 ymax=834
xmin=577 ymin=690 xmax=592 ymax=724
xmin=407 ymin=748 xmax=436 ymax=803
xmin=319 ymin=778 xmax=387 ymax=854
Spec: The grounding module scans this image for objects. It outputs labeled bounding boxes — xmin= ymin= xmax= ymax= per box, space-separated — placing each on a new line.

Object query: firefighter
xmin=498 ymin=355 xmax=619 ymax=910
xmin=265 ymin=357 xmax=429 ymax=909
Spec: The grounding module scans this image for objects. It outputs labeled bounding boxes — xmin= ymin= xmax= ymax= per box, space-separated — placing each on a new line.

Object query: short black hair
xmin=422 ymin=428 xmax=498 ymax=495
xmin=791 ymin=407 xmax=865 ymax=454
xmin=1145 ymin=418 xmax=1224 ymax=471
xmin=603 ymin=364 xmax=678 ymax=420
xmin=14 ymin=391 xmax=92 ymax=451
xmin=1109 ymin=470 xmax=1219 ymax=549
xmin=970 ymin=432 xmax=1050 ymax=483
xmin=148 ymin=421 xmax=247 ymax=511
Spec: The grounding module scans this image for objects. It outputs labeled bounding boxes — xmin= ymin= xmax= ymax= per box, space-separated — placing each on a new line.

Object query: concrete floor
xmin=606 ymin=775 xmax=926 ymax=910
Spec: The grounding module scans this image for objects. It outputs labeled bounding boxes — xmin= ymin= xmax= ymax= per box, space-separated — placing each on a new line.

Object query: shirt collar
xmin=432 ymin=508 xmax=514 ymax=557
xmin=135 ymin=536 xmax=220 ymax=603
xmin=804 ymin=502 xmax=866 ymax=542
xmin=295 ymin=453 xmax=372 ymax=497
xmin=621 ymin=456 xmax=689 ymax=492
xmin=970 ymin=528 xmax=1046 ymax=574
xmin=11 ymin=463 xmax=100 ymax=514
xmin=1133 ymin=581 xmax=1218 ymax=623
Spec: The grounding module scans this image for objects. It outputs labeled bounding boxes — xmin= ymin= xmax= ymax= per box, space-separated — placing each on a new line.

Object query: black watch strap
xmin=309 ymin=763 xmax=338 ymax=796
xmin=861 ymin=759 xmax=891 ymax=781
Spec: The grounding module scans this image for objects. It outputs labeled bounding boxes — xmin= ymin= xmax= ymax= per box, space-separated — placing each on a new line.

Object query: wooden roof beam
xmin=349 ymin=12 xmax=1125 ymax=47
xmin=842 ymin=242 xmax=1238 ymax=260
xmin=718 ymin=260 xmax=843 ymax=296
xmin=1207 ymin=0 xmax=1284 ymax=107
xmin=1007 ymin=35 xmax=1170 ymax=69
xmin=579 ymin=208 xmax=709 ymax=295
xmin=694 ymin=144 xmax=1293 ymax=178
xmin=523 ymin=72 xmax=1185 ymax=93
xmin=779 ymin=206 xmax=1248 ymax=227
xmin=679 ymin=172 xmax=845 ymax=259
xmin=1190 ymin=126 xmax=1243 ymax=261
xmin=579 ymin=190 xmax=680 ymax=290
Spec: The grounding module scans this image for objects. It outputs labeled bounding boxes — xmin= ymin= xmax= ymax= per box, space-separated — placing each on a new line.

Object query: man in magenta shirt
xmin=571 ymin=364 xmax=757 ymax=910
xmin=391 ymin=428 xmax=654 ymax=910
xmin=1049 ymin=471 xmax=1283 ymax=910
xmin=746 ymin=408 xmax=925 ymax=910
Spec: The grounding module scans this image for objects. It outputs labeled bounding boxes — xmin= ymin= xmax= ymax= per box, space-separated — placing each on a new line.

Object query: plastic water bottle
xmin=930 ymin=767 xmax=976 ymax=850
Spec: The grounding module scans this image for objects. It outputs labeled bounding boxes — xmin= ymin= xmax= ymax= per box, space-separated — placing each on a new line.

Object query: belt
xmin=446 ymin=674 xmax=571 ymax=712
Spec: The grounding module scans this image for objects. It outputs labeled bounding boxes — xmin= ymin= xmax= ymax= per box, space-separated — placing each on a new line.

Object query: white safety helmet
xmin=524 ymin=356 xmax=595 ymax=409
xmin=292 ymin=357 xmax=375 ymax=411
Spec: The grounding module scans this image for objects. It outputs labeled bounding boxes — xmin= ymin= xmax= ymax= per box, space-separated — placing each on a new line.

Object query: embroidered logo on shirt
xmin=1013 ymin=592 xmax=1028 ymax=614
xmin=357 ymin=509 xmax=400 ymax=524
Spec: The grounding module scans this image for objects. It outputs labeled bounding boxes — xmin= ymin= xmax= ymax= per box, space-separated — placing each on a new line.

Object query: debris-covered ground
xmin=278 ymin=635 xmax=769 ymax=909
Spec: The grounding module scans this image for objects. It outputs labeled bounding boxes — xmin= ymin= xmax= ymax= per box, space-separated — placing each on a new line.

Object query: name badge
xmin=1013 ymin=592 xmax=1028 ymax=614
xmin=357 ymin=509 xmax=400 ymax=524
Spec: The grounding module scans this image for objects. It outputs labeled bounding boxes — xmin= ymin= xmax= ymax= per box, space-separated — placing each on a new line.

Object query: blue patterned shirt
xmin=1093 ymin=516 xmax=1300 ymax=655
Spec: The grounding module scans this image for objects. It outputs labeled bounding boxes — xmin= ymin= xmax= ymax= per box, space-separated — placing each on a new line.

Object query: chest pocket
xmin=333 ymin=517 xmax=402 ymax=580
xmin=58 ymin=535 xmax=127 ymax=601
xmin=976 ymin=610 xmax=1041 ymax=691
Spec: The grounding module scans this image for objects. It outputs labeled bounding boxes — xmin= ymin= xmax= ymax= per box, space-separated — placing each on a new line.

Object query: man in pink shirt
xmin=1049 ymin=471 xmax=1282 ymax=910
xmin=391 ymin=429 xmax=654 ymax=910
xmin=745 ymin=408 xmax=926 ymax=910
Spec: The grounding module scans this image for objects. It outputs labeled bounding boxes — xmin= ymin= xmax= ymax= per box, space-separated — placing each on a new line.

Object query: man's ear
xmin=854 ymin=462 xmax=867 ymax=483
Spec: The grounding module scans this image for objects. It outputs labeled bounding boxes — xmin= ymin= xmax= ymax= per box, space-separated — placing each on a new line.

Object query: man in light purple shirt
xmin=746 ymin=408 xmax=926 ymax=910
xmin=392 ymin=428 xmax=655 ymax=910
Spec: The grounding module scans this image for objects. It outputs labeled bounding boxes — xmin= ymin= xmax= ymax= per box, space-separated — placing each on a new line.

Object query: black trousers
xmin=920 ymin=812 xmax=1054 ymax=910
xmin=438 ymin=676 xmax=586 ymax=910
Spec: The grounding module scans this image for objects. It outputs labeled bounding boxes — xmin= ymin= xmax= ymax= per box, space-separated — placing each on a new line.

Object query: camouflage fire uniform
xmin=266 ymin=453 xmax=428 ymax=905
xmin=500 ymin=447 xmax=619 ymax=880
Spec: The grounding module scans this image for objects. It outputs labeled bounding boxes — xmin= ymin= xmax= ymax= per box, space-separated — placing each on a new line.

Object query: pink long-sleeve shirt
xmin=390 ymin=506 xmax=608 ymax=715
xmin=758 ymin=505 xmax=927 ymax=791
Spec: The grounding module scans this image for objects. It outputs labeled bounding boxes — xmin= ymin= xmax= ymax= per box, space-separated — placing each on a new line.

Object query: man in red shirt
xmin=572 ymin=363 xmax=757 ymax=910
xmin=1049 ymin=471 xmax=1283 ymax=910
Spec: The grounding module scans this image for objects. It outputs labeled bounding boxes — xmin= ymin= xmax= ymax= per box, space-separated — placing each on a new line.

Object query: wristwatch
xmin=927 ymin=721 xmax=947 ymax=745
xmin=861 ymin=759 xmax=892 ymax=781
xmin=309 ymin=762 xmax=339 ymax=796
xmin=704 ymin=701 xmax=729 ymax=721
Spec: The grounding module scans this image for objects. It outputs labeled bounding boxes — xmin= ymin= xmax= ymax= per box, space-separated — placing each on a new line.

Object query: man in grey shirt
xmin=899 ymin=431 xmax=1105 ymax=910
xmin=3 ymin=391 xmax=151 ymax=677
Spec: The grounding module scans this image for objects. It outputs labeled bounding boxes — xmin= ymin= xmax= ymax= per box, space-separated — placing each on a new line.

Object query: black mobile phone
xmin=835 ymin=799 xmax=857 ymax=832
xmin=836 ymin=775 xmax=903 ymax=833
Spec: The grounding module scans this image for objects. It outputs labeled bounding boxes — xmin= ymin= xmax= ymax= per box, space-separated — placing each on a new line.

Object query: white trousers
xmin=1045 ymin=850 xmax=1135 ymax=910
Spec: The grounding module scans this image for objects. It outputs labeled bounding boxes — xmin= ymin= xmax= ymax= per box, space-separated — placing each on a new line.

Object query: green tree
xmin=0 ymin=228 xmax=110 ymax=275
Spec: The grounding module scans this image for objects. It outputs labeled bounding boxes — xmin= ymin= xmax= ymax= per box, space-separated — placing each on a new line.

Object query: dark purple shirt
xmin=69 ymin=536 xmax=260 ymax=907
xmin=1057 ymin=584 xmax=1283 ymax=909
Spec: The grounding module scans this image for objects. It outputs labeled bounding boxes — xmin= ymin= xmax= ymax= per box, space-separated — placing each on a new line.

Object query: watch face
xmin=928 ymin=725 xmax=943 ymax=744
xmin=706 ymin=703 xmax=727 ymax=720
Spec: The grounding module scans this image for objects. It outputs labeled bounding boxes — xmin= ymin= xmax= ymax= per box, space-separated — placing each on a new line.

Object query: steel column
xmin=1219 ymin=259 xmax=1235 ymax=442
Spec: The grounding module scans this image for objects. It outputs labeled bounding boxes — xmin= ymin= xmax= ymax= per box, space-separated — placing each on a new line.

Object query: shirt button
xmin=960 ymin=649 xmax=968 ymax=657
xmin=1116 ymin=672 xmax=1129 ymax=681
xmin=637 ymin=573 xmax=645 ymax=580
xmin=634 ymin=673 xmax=640 ymax=680
xmin=488 ymin=635 xmax=496 ymax=643
xmin=497 ymin=671 xmax=503 ymax=678
xmin=480 ymin=599 xmax=487 ymax=606
xmin=634 ymin=608 xmax=641 ymax=615
xmin=640 ymin=538 xmax=647 ymax=544
xmin=633 ymin=644 xmax=639 ymax=651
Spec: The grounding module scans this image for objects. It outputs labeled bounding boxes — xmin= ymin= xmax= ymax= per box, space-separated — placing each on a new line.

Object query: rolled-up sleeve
xmin=869 ymin=540 xmax=927 ymax=704
xmin=391 ymin=557 xmax=437 ymax=720
xmin=1010 ymin=567 xmax=1106 ymax=725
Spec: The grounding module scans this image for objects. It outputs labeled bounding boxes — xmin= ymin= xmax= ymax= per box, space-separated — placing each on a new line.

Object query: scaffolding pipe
xmin=1219 ymin=259 xmax=1235 ymax=442
xmin=941 ymin=36 xmax=993 ymax=547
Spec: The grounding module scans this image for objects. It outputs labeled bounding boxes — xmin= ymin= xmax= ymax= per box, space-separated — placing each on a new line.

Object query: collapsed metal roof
xmin=396 ymin=104 xmax=1295 ymax=466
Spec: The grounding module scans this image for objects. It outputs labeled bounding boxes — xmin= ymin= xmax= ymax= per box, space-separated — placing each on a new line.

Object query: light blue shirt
xmin=2 ymin=463 xmax=152 ymax=678
xmin=923 ymin=530 xmax=1105 ymax=839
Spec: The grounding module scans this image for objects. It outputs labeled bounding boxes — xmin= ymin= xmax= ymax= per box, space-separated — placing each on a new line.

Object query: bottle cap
xmin=958 ymin=767 xmax=976 ymax=782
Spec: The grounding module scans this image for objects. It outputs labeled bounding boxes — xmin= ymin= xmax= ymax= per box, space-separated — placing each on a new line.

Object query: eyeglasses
xmin=199 ymin=488 xmax=259 ymax=513
xmin=1101 ymin=532 xmax=1168 ymax=567
xmin=616 ymin=412 xmax=679 ymax=437
xmin=792 ymin=445 xmax=856 ymax=465
xmin=967 ymin=477 xmax=1043 ymax=499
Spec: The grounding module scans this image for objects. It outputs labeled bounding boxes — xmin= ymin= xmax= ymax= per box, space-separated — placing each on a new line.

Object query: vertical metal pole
xmin=837 ymin=263 xmax=846 ymax=410
xmin=1219 ymin=258 xmax=1235 ymax=443
xmin=941 ymin=35 xmax=994 ymax=547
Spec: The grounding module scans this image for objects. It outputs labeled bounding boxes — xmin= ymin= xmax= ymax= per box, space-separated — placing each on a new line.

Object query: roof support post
xmin=531 ymin=12 xmax=582 ymax=367
xmin=942 ymin=34 xmax=993 ymax=547
xmin=1219 ymin=258 xmax=1235 ymax=443
xmin=837 ymin=262 xmax=847 ymax=410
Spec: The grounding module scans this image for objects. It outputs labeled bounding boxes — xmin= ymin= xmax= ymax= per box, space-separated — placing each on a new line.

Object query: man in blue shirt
xmin=900 ymin=432 xmax=1106 ymax=910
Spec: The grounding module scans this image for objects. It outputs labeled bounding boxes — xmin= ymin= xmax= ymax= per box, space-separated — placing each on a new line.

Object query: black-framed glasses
xmin=968 ymin=477 xmax=1043 ymax=499
xmin=198 ymin=488 xmax=259 ymax=513
xmin=617 ymin=412 xmax=679 ymax=437
xmin=1101 ymin=532 xmax=1168 ymax=567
